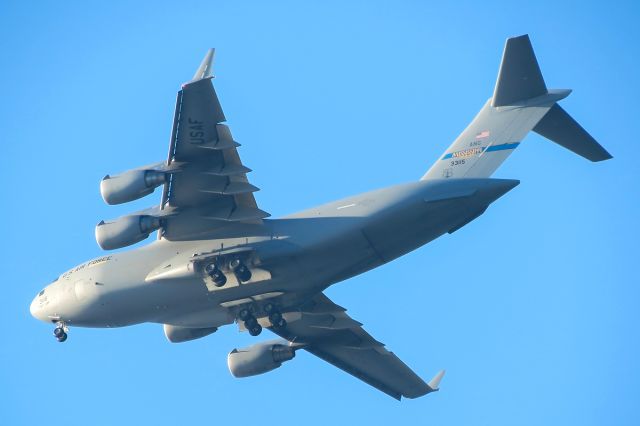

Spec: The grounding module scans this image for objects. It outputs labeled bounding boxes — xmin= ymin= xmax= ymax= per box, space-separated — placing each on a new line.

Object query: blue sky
xmin=2 ymin=1 xmax=639 ymax=424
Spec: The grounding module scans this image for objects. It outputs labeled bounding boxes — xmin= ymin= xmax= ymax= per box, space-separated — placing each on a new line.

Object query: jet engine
xmin=100 ymin=169 xmax=166 ymax=205
xmin=163 ymin=324 xmax=218 ymax=343
xmin=95 ymin=215 xmax=163 ymax=250
xmin=227 ymin=341 xmax=296 ymax=378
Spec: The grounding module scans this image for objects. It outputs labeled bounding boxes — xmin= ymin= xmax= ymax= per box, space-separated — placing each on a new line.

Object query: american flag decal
xmin=475 ymin=130 xmax=490 ymax=139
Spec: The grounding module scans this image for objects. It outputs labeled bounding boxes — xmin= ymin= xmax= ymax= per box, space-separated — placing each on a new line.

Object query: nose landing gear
xmin=53 ymin=322 xmax=68 ymax=342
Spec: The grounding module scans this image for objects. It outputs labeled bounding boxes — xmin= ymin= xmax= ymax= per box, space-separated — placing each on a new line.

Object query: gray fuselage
xmin=30 ymin=178 xmax=517 ymax=330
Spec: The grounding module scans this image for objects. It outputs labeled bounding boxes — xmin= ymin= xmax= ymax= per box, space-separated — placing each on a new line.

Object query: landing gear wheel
xmin=238 ymin=309 xmax=251 ymax=322
xmin=204 ymin=263 xmax=217 ymax=275
xmin=212 ymin=273 xmax=227 ymax=287
xmin=53 ymin=321 xmax=68 ymax=342
xmin=263 ymin=303 xmax=275 ymax=314
xmin=244 ymin=317 xmax=258 ymax=329
xmin=272 ymin=318 xmax=287 ymax=329
xmin=229 ymin=258 xmax=251 ymax=282
xmin=268 ymin=311 xmax=282 ymax=324
xmin=234 ymin=265 xmax=251 ymax=282
xmin=249 ymin=324 xmax=262 ymax=336
xmin=205 ymin=263 xmax=227 ymax=287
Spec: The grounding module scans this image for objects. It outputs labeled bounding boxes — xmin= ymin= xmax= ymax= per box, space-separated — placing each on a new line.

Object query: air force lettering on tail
xmin=30 ymin=35 xmax=611 ymax=400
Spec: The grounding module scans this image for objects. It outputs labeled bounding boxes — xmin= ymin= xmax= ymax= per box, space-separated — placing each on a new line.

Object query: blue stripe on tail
xmin=442 ymin=142 xmax=520 ymax=160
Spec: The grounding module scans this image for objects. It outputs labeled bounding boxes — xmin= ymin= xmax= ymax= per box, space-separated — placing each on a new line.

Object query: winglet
xmin=192 ymin=48 xmax=215 ymax=81
xmin=428 ymin=369 xmax=446 ymax=392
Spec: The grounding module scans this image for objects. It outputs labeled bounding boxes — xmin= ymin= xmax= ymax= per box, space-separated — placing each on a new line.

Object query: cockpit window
xmin=38 ymin=289 xmax=45 ymax=296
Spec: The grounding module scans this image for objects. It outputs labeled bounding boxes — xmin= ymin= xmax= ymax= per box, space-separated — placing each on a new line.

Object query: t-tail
xmin=421 ymin=34 xmax=612 ymax=181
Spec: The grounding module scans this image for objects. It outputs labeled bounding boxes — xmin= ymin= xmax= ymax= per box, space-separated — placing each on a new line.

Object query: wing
xmin=160 ymin=49 xmax=269 ymax=240
xmin=274 ymin=293 xmax=444 ymax=400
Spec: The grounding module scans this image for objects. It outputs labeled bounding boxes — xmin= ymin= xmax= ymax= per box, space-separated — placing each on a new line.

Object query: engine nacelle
xmin=163 ymin=324 xmax=218 ymax=343
xmin=227 ymin=341 xmax=296 ymax=378
xmin=100 ymin=169 xmax=166 ymax=205
xmin=95 ymin=215 xmax=162 ymax=250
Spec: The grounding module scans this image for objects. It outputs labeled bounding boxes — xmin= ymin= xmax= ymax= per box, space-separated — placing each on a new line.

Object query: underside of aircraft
xmin=30 ymin=35 xmax=611 ymax=400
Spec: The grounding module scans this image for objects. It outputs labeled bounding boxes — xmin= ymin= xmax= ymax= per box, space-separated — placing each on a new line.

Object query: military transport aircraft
xmin=30 ymin=35 xmax=611 ymax=400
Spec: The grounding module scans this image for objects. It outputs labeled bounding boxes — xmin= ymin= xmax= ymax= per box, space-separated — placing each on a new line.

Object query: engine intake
xmin=100 ymin=169 xmax=166 ymax=205
xmin=227 ymin=341 xmax=295 ymax=378
xmin=95 ymin=215 xmax=162 ymax=250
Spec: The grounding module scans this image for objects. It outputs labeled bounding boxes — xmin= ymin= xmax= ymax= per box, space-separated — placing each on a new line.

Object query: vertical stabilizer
xmin=492 ymin=35 xmax=547 ymax=107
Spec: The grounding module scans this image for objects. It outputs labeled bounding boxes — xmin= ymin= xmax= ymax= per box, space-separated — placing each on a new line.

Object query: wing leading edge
xmin=274 ymin=293 xmax=444 ymax=400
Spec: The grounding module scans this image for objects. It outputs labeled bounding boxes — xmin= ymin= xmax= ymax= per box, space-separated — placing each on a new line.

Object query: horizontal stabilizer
xmin=492 ymin=35 xmax=547 ymax=107
xmin=533 ymin=103 xmax=612 ymax=161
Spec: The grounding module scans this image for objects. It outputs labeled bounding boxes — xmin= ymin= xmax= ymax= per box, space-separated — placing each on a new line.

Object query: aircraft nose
xmin=30 ymin=293 xmax=49 ymax=323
